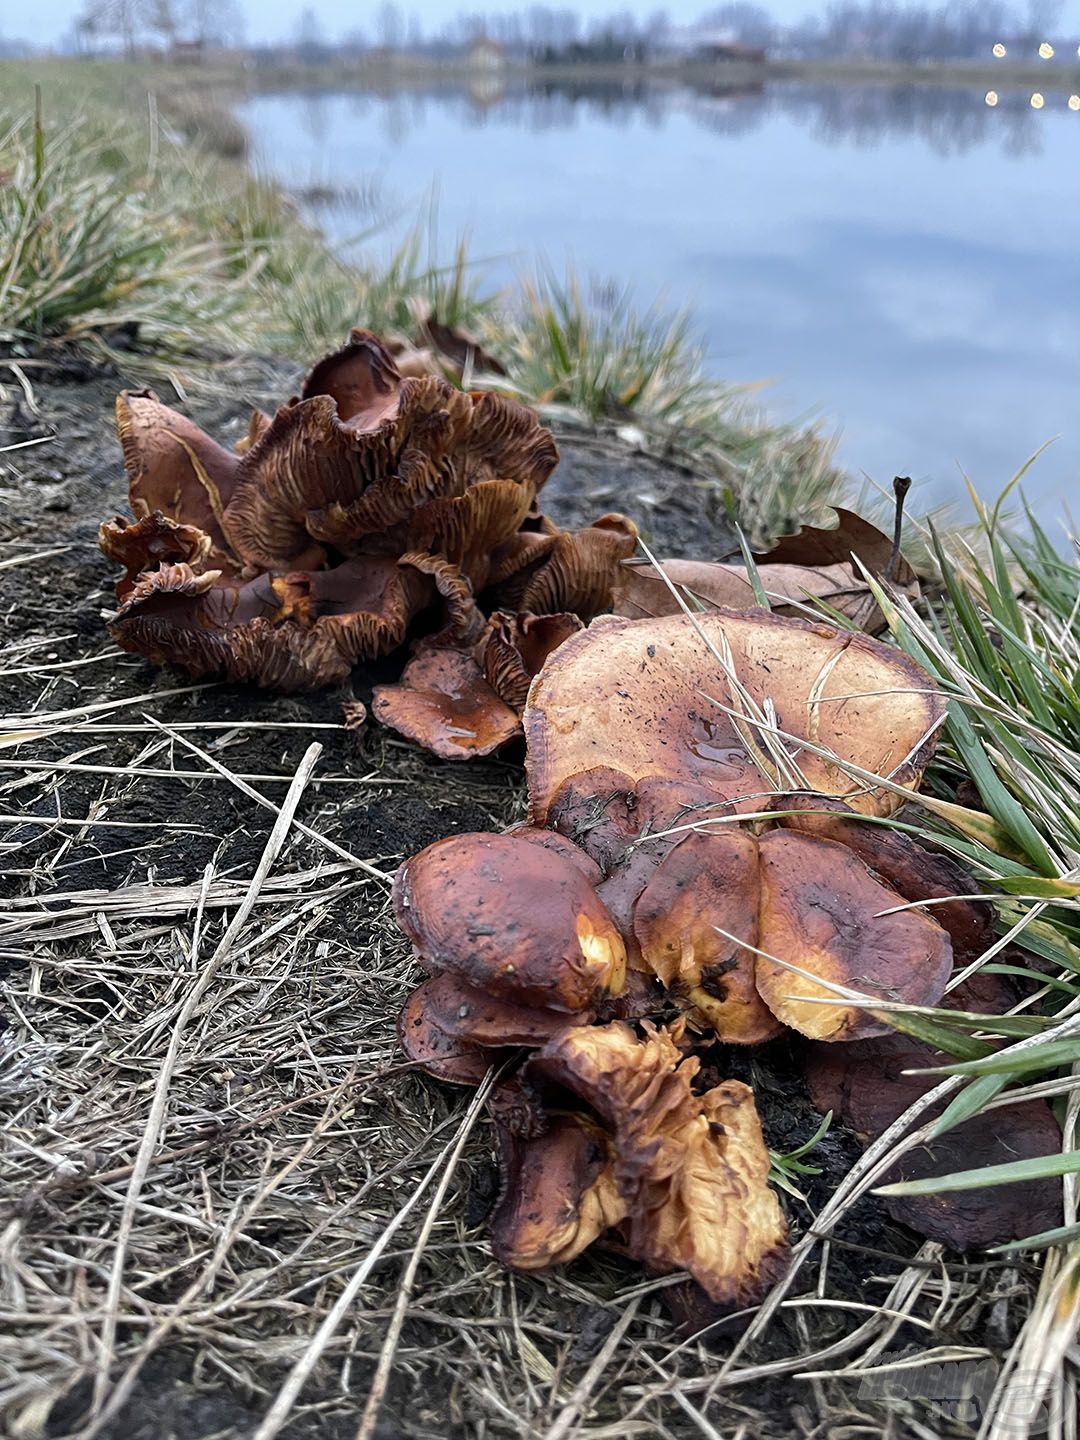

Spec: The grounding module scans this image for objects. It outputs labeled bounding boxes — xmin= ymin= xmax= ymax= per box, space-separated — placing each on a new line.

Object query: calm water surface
xmin=242 ymin=82 xmax=1079 ymax=521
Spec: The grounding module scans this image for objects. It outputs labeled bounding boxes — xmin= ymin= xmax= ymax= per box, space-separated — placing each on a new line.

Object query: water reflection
xmin=284 ymin=77 xmax=1056 ymax=156
xmin=244 ymin=79 xmax=1078 ymax=517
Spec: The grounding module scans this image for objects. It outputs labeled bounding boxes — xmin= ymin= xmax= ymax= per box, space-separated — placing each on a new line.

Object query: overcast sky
xmin=10 ymin=0 xmax=1080 ymax=47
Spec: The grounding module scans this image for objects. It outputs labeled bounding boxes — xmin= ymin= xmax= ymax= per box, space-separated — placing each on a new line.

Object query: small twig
xmin=885 ymin=475 xmax=912 ymax=585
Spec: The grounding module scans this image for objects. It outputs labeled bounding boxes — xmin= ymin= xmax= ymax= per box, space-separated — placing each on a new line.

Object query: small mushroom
xmin=372 ymin=610 xmax=583 ymax=760
xmin=411 ymin=973 xmax=595 ymax=1046
xmin=393 ymin=832 xmax=626 ymax=1011
xmin=107 ymin=554 xmax=428 ymax=690
xmin=755 ymin=830 xmax=953 ymax=1041
xmin=533 ymin=1022 xmax=789 ymax=1303
xmin=632 ymin=831 xmax=781 ymax=1043
xmin=372 ymin=646 xmax=521 ymax=759
xmin=490 ymin=1113 xmax=626 ymax=1270
xmin=115 ymin=390 xmax=240 ymax=571
xmin=99 ymin=510 xmax=213 ymax=599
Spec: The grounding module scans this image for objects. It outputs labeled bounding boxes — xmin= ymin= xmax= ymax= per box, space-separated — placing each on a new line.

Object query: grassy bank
xmin=2 ymin=57 xmax=844 ymax=543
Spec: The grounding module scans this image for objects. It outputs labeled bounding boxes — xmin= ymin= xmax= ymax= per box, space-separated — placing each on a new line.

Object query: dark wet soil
xmin=0 ymin=359 xmax=1012 ymax=1439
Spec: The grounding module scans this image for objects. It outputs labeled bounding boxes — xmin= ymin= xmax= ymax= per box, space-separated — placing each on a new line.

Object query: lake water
xmin=241 ymin=80 xmax=1079 ymax=523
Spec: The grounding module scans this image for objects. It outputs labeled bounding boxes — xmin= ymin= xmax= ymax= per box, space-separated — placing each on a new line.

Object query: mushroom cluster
xmin=397 ymin=609 xmax=1061 ymax=1303
xmin=99 ymin=328 xmax=637 ymax=751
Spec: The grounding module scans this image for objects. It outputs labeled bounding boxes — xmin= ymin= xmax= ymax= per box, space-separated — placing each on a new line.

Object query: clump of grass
xmin=0 ymin=105 xmax=251 ymax=364
xmin=499 ymin=268 xmax=846 ymax=543
xmin=274 ymin=226 xmax=494 ymax=359
xmin=805 ymin=485 xmax=1080 ymax=1437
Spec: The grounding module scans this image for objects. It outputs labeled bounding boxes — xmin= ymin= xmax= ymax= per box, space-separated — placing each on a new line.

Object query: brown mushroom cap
xmin=300 ymin=326 xmax=404 ymax=429
xmin=495 ymin=514 xmax=640 ymax=621
xmin=99 ymin=511 xmax=213 ymax=599
xmin=503 ymin=825 xmax=603 ymax=884
xmin=397 ymin=983 xmax=496 ymax=1086
xmin=115 ymin=391 xmax=240 ymax=570
xmin=490 ymin=1113 xmax=626 ymax=1271
xmin=767 ymin=793 xmax=994 ymax=963
xmin=525 ymin=611 xmax=943 ymax=826
xmin=392 ymin=832 xmax=626 ymax=1011
xmin=533 ymin=1022 xmax=789 ymax=1303
xmin=632 ymin=831 xmax=782 ymax=1043
xmin=372 ymin=647 xmax=522 ymax=759
xmin=108 ymin=555 xmax=428 ymax=690
xmin=804 ymin=1023 xmax=1063 ymax=1249
xmin=755 ymin=829 xmax=953 ymax=1041
xmin=412 ymin=973 xmax=595 ymax=1046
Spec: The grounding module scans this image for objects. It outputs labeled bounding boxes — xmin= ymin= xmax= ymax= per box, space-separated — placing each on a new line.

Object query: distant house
xmin=172 ymin=39 xmax=205 ymax=64
xmin=694 ymin=41 xmax=767 ymax=64
xmin=468 ymin=36 xmax=506 ymax=71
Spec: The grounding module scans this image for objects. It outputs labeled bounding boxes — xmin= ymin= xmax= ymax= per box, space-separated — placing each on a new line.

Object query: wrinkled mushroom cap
xmin=525 ymin=611 xmax=943 ymax=825
xmin=533 ymin=1022 xmax=789 ymax=1303
xmin=490 ymin=1113 xmax=626 ymax=1270
xmin=393 ymin=832 xmax=626 ymax=1011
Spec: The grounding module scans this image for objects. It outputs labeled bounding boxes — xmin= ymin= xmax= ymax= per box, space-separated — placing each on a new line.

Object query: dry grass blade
xmin=90 ymin=742 xmax=323 ymax=1417
xmin=253 ymin=1074 xmax=496 ymax=1440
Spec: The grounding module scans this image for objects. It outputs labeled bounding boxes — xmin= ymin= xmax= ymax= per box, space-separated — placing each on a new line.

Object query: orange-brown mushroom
xmin=102 ymin=331 xmax=645 ymax=732
xmin=490 ymin=1113 xmax=626 ymax=1270
xmin=413 ymin=973 xmax=595 ymax=1047
xmin=632 ymin=830 xmax=782 ymax=1043
xmin=767 ymin=793 xmax=994 ymax=963
xmin=372 ymin=611 xmax=583 ymax=758
xmin=372 ymin=646 xmax=522 ymax=759
xmin=393 ymin=832 xmax=626 ymax=1011
xmin=755 ymin=829 xmax=953 ymax=1041
xmin=114 ymin=390 xmax=241 ymax=572
xmin=804 ymin=1003 xmax=1063 ymax=1249
xmin=397 ymin=983 xmax=496 ymax=1087
xmin=533 ymin=1022 xmax=789 ymax=1303
xmin=525 ymin=611 xmax=943 ymax=825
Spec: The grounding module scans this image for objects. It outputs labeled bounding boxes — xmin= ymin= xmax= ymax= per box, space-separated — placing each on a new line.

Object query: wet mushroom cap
xmin=372 ymin=647 xmax=522 ymax=760
xmin=767 ymin=792 xmax=994 ymax=963
xmin=411 ymin=973 xmax=595 ymax=1046
xmin=502 ymin=824 xmax=604 ymax=884
xmin=393 ymin=832 xmax=627 ymax=1011
xmin=755 ymin=829 xmax=953 ymax=1041
xmin=525 ymin=611 xmax=944 ymax=825
xmin=490 ymin=1113 xmax=626 ymax=1270
xmin=632 ymin=830 xmax=782 ymax=1044
xmin=397 ymin=983 xmax=495 ymax=1087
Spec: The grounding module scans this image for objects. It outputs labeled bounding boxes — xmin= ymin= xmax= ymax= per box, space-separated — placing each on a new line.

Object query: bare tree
xmin=377 ymin=2 xmax=404 ymax=50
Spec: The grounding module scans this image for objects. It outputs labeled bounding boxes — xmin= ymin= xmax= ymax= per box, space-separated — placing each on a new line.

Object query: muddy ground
xmin=0 ymin=361 xmax=1032 ymax=1439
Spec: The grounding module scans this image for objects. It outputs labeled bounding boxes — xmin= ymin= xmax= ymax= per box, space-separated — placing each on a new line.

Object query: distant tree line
xmin=72 ymin=0 xmax=244 ymax=54
xmin=67 ymin=0 xmax=1068 ymax=64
